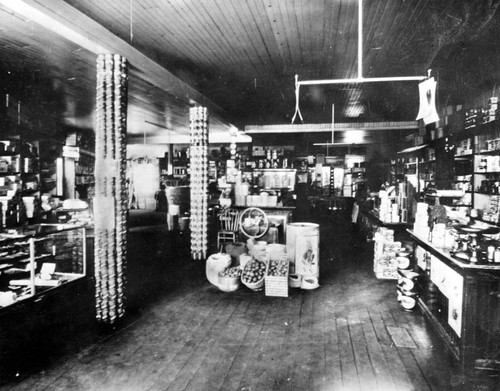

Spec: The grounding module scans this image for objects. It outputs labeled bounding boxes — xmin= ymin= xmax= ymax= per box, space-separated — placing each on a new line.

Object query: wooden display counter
xmin=358 ymin=206 xmax=412 ymax=241
xmin=0 ymin=224 xmax=94 ymax=382
xmin=363 ymin=208 xmax=411 ymax=228
xmin=407 ymin=229 xmax=500 ymax=376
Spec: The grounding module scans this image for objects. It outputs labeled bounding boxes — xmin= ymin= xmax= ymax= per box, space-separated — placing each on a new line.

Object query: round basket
xmin=241 ymin=259 xmax=267 ymax=291
xmin=218 ymin=275 xmax=240 ymax=292
xmin=242 ymin=277 xmax=265 ymax=291
xmin=239 ymin=207 xmax=269 ymax=239
xmin=217 ymin=266 xmax=242 ymax=292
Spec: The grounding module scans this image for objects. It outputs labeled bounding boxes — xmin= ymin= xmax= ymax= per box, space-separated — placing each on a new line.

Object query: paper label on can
xmin=295 ymin=234 xmax=319 ymax=277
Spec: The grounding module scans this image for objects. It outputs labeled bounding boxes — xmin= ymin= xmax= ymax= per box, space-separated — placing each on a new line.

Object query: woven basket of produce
xmin=241 ymin=258 xmax=267 ymax=291
xmin=218 ymin=267 xmax=242 ymax=292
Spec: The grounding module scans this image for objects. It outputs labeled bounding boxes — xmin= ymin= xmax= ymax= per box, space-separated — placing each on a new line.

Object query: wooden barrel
xmin=286 ymin=222 xmax=319 ymax=278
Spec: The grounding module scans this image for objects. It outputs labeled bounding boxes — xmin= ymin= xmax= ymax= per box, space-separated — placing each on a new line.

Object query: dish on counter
xmin=452 ymin=223 xmax=500 ymax=235
xmin=451 ymin=251 xmax=470 ymax=262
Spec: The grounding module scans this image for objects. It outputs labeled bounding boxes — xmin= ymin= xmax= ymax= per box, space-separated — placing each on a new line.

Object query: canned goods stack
xmin=94 ymin=53 xmax=129 ymax=325
xmin=189 ymin=106 xmax=209 ymax=260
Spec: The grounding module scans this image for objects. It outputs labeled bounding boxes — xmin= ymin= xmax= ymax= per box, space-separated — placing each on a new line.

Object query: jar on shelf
xmin=479 ymin=158 xmax=488 ymax=172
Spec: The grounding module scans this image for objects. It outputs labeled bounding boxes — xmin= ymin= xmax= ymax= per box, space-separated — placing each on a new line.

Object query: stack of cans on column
xmin=94 ymin=53 xmax=128 ymax=325
xmin=189 ymin=107 xmax=209 ymax=260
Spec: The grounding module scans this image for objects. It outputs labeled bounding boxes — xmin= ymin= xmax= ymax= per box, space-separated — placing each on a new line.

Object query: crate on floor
xmin=265 ymin=258 xmax=289 ymax=297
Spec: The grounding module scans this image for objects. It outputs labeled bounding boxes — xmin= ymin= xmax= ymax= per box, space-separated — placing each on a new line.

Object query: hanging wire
xmin=129 ymin=0 xmax=134 ymax=43
xmin=291 ymin=74 xmax=303 ymax=124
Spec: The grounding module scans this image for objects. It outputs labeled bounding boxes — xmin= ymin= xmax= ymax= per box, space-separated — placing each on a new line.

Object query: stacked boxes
xmin=426 ymin=148 xmax=435 ymax=161
xmin=465 ymin=99 xmax=498 ymax=129
xmin=483 ymin=195 xmax=500 ymax=224
xmin=373 ymin=227 xmax=401 ymax=280
xmin=465 ymin=109 xmax=481 ymax=129
xmin=378 ymin=184 xmax=408 ymax=224
xmin=398 ymin=181 xmax=408 ymax=223
xmin=484 ymin=97 xmax=498 ymax=123
xmin=455 ymin=138 xmax=473 ymax=156
xmin=378 ymin=190 xmax=394 ymax=223
xmin=476 ymin=154 xmax=500 ymax=172
xmin=413 ymin=202 xmax=430 ymax=239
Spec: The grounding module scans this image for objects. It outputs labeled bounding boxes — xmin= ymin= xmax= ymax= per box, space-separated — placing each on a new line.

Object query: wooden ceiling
xmin=0 ymin=0 xmax=499 ymax=143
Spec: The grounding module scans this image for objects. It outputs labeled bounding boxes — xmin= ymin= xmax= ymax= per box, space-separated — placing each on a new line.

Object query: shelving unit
xmin=74 ymin=150 xmax=95 ymax=199
xmin=394 ymin=144 xmax=439 ymax=194
xmin=343 ymin=167 xmax=366 ymax=198
xmin=172 ymin=151 xmax=189 ymax=179
xmin=452 ymin=118 xmax=500 ymax=218
xmin=38 ymin=139 xmax=64 ymax=197
xmin=252 ymin=168 xmax=296 ymax=190
xmin=0 ymin=139 xmax=42 ymax=227
xmin=63 ymin=131 xmax=95 ymax=200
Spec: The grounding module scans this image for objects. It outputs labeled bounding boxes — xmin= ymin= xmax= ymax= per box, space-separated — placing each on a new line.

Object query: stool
xmin=217 ymin=208 xmax=241 ymax=250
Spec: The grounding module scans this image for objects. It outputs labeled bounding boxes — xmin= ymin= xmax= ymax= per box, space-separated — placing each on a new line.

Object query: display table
xmin=407 ymin=229 xmax=500 ymax=375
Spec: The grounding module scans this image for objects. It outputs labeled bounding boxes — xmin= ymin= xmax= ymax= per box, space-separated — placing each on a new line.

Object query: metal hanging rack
xmin=293 ymin=0 xmax=429 ymax=127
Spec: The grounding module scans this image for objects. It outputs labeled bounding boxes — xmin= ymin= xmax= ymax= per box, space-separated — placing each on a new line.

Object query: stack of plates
xmin=397 ymin=269 xmax=420 ymax=311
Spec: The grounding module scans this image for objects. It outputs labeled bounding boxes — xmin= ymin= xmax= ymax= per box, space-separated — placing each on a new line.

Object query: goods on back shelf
xmin=413 ymin=202 xmax=430 ymax=239
xmin=483 ymin=195 xmax=500 ymax=223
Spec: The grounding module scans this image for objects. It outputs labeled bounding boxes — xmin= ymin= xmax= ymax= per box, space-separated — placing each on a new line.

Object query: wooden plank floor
xmin=2 ymin=208 xmax=499 ymax=391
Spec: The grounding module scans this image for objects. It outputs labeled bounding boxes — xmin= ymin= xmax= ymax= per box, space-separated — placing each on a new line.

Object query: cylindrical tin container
xmin=396 ymin=256 xmax=411 ymax=270
xmin=286 ymin=222 xmax=319 ymax=277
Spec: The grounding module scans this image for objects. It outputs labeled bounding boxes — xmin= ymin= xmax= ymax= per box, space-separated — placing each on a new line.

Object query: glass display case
xmin=0 ymin=224 xmax=87 ymax=309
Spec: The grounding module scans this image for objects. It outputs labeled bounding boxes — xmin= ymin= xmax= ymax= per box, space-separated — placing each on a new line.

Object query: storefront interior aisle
xmin=2 ymin=206 xmax=498 ymax=391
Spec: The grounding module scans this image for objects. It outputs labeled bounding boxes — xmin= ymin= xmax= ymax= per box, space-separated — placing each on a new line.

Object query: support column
xmin=189 ymin=106 xmax=209 ymax=260
xmin=94 ymin=54 xmax=129 ymax=324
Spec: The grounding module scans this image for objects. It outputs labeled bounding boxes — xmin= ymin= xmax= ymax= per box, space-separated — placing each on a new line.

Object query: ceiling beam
xmin=297 ymin=76 xmax=426 ymax=86
xmin=0 ymin=0 xmax=238 ymax=132
xmin=128 ymin=132 xmax=252 ymax=145
xmin=245 ymin=121 xmax=419 ymax=134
